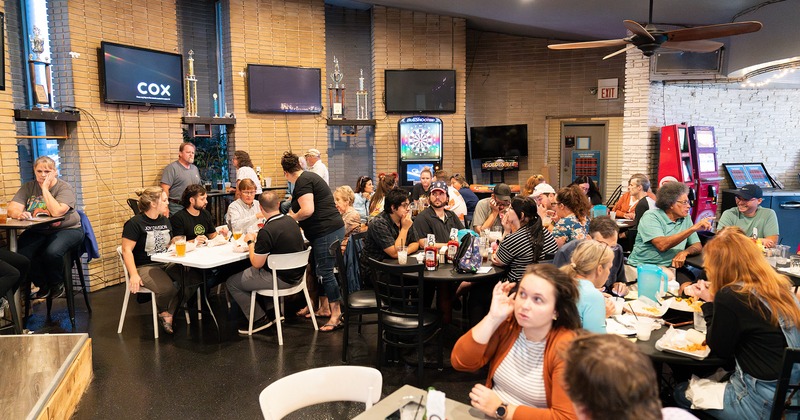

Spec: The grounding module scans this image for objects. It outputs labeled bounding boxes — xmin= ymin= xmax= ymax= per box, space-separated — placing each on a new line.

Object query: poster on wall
xmin=572 ymin=150 xmax=601 ymax=185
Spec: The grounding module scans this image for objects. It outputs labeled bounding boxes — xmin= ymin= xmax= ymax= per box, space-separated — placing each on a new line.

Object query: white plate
xmin=624 ymin=298 xmax=670 ymax=318
xmin=670 ymin=298 xmax=701 ymax=312
xmin=655 ymin=328 xmax=711 ymax=360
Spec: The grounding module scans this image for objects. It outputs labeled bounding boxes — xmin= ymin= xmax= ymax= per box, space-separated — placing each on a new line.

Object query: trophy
xmin=356 ymin=69 xmax=369 ymax=120
xmin=328 ymin=57 xmax=345 ymax=120
xmin=28 ymin=26 xmax=52 ymax=109
xmin=184 ymin=50 xmax=198 ymax=117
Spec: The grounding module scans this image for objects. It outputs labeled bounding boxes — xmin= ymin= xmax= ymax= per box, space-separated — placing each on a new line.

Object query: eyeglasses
xmin=241 ymin=190 xmax=257 ymax=195
xmin=676 ymin=200 xmax=691 ymax=206
xmin=596 ymin=243 xmax=609 ymax=269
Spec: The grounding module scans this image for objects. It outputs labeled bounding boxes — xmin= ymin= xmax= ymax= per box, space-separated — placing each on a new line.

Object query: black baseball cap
xmin=493 ymin=183 xmax=512 ymax=202
xmin=732 ymin=184 xmax=762 ymax=200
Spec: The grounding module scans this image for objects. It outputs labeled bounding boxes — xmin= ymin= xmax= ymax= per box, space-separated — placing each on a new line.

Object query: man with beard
xmin=161 ymin=142 xmax=201 ymax=216
xmin=410 ymin=181 xmax=464 ymax=248
xmin=170 ymin=184 xmax=219 ymax=244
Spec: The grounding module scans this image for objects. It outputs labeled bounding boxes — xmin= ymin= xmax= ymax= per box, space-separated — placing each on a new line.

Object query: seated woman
xmin=560 ymin=240 xmax=614 ymax=333
xmin=368 ymin=173 xmax=397 ymax=219
xmin=570 ymin=175 xmax=603 ymax=206
xmin=120 ymin=187 xmax=187 ymax=334
xmin=225 ymin=179 xmax=264 ymax=235
xmin=451 ymin=264 xmax=580 ymax=419
xmin=333 ymin=185 xmax=362 ymax=251
xmin=7 ymin=156 xmax=84 ymax=299
xmin=675 ymin=226 xmax=800 ymax=418
xmin=353 ymin=175 xmax=374 ymax=223
xmin=551 ymin=185 xmax=591 ymax=248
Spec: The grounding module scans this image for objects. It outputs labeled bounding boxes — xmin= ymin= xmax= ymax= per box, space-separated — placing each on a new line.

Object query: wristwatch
xmin=495 ymin=403 xmax=508 ymax=419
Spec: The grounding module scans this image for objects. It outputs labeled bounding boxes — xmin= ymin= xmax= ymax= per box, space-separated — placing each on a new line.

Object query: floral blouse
xmin=552 ymin=214 xmax=589 ymax=245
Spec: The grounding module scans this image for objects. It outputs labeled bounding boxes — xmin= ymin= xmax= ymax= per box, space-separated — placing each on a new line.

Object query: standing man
xmin=472 ymin=183 xmax=513 ymax=234
xmin=410 ymin=181 xmax=464 ymax=248
xmin=161 ymin=142 xmax=201 ymax=216
xmin=226 ymin=191 xmax=306 ymax=334
xmin=411 ymin=168 xmax=433 ymax=205
xmin=718 ymin=184 xmax=779 ymax=247
xmin=169 ymin=184 xmax=218 ymax=244
xmin=304 ymin=148 xmax=329 ymax=185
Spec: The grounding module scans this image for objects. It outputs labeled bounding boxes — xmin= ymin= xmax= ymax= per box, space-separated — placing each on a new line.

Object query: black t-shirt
xmin=411 ymin=183 xmax=430 ymax=202
xmin=291 ymin=171 xmax=343 ymax=240
xmin=409 ymin=207 xmax=464 ymax=244
xmin=169 ymin=208 xmax=215 ymax=241
xmin=121 ymin=214 xmax=172 ymax=266
xmin=255 ymin=214 xmax=306 ymax=283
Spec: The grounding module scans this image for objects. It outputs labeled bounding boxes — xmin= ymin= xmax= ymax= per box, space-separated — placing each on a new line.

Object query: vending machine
xmin=688 ymin=126 xmax=722 ymax=221
xmin=397 ymin=116 xmax=443 ymax=186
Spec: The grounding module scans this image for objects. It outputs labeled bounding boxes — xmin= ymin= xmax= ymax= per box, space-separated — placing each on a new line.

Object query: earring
xmin=552 ymin=314 xmax=558 ymax=320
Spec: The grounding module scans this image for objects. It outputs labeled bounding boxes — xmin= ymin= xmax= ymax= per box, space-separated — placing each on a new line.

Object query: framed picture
xmin=576 ymin=136 xmax=591 ymax=150
xmin=0 ymin=13 xmax=5 ymax=91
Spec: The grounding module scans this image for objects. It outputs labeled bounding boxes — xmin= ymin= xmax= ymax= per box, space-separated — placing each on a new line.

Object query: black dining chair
xmin=127 ymin=198 xmax=141 ymax=215
xmin=367 ymin=257 xmax=443 ymax=386
xmin=770 ymin=347 xmax=800 ymax=419
xmin=330 ymin=238 xmax=377 ymax=363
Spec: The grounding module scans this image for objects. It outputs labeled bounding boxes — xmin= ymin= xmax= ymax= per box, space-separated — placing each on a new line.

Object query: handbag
xmin=454 ymin=231 xmax=482 ymax=274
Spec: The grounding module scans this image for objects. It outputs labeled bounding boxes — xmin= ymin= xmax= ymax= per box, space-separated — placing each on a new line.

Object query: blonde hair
xmin=561 ymin=239 xmax=613 ymax=280
xmin=705 ymin=227 xmax=800 ymax=327
xmin=134 ymin=186 xmax=164 ymax=213
xmin=522 ymin=174 xmax=546 ymax=196
xmin=33 ymin=156 xmax=56 ymax=171
xmin=334 ymin=185 xmax=355 ymax=206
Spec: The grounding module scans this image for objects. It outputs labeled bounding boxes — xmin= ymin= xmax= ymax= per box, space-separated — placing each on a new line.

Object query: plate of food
xmin=623 ymin=297 xmax=670 ymax=318
xmin=670 ymin=296 xmax=704 ymax=312
xmin=655 ymin=327 xmax=711 ymax=360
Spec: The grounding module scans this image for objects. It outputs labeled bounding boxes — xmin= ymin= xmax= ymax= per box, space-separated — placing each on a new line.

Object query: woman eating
xmin=8 ymin=156 xmax=84 ymax=299
xmin=353 ymin=175 xmax=374 ymax=222
xmin=560 ymin=240 xmax=614 ymax=333
xmin=452 ymin=264 xmax=580 ymax=419
xmin=551 ymin=186 xmax=591 ymax=248
xmin=675 ymin=226 xmax=800 ymax=418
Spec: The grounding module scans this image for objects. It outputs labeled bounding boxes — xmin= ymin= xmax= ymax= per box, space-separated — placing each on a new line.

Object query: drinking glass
xmin=693 ymin=310 xmax=707 ymax=333
xmin=776 ymin=245 xmax=791 ymax=268
xmin=174 ymin=236 xmax=187 ymax=257
xmin=608 ymin=211 xmax=616 ymax=221
xmin=232 ymin=230 xmax=243 ymax=241
xmin=0 ymin=206 xmax=7 ymax=224
xmin=203 ymin=181 xmax=212 ymax=192
xmin=397 ymin=245 xmax=408 ymax=264
xmin=790 ymin=255 xmax=800 ymax=274
xmin=635 ymin=318 xmax=654 ymax=341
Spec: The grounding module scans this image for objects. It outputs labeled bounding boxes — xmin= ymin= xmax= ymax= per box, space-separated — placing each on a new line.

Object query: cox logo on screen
xmin=137 ymin=82 xmax=171 ymax=97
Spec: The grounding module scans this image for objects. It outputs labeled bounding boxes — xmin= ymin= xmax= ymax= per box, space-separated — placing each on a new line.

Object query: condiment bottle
xmin=446 ymin=228 xmax=459 ymax=263
xmin=424 ymin=234 xmax=437 ymax=271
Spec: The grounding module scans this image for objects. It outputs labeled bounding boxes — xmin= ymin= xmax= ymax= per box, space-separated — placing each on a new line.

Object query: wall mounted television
xmin=469 ymin=124 xmax=529 ymax=159
xmin=384 ymin=70 xmax=456 ymax=113
xmin=247 ymin=65 xmax=322 ymax=114
xmin=100 ymin=42 xmax=184 ymax=108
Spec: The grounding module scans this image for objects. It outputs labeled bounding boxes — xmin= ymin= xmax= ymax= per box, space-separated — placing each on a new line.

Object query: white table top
xmin=352 ymin=384 xmax=482 ymax=419
xmin=151 ymin=242 xmax=248 ymax=269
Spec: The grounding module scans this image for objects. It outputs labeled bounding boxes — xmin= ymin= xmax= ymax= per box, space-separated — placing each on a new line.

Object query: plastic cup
xmin=397 ymin=245 xmax=408 ymax=264
xmin=264 ymin=177 xmax=272 ymax=188
xmin=0 ymin=208 xmax=7 ymax=224
xmin=175 ymin=236 xmax=187 ymax=257
xmin=790 ymin=255 xmax=800 ymax=274
xmin=609 ymin=211 xmax=616 ymax=221
xmin=612 ymin=297 xmax=624 ymax=316
xmin=635 ymin=318 xmax=654 ymax=341
xmin=693 ymin=310 xmax=707 ymax=333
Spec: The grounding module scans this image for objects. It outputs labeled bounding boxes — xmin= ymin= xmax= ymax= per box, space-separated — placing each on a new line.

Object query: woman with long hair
xmin=232 ymin=150 xmax=262 ymax=194
xmin=560 ymin=239 xmax=614 ymax=333
xmin=551 ymin=185 xmax=591 ymax=248
xmin=521 ymin=174 xmax=546 ymax=197
xmin=675 ymin=226 xmax=800 ymax=418
xmin=353 ymin=175 xmax=374 ymax=222
xmin=452 ymin=264 xmax=580 ymax=419
xmin=493 ymin=196 xmax=557 ymax=282
xmin=570 ymin=175 xmax=603 ymax=206
xmin=368 ymin=173 xmax=397 ymax=217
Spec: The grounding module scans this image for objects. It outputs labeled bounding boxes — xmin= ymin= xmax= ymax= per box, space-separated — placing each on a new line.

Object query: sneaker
xmin=30 ymin=287 xmax=50 ymax=300
xmin=50 ymin=283 xmax=66 ymax=299
xmin=237 ymin=315 xmax=273 ymax=335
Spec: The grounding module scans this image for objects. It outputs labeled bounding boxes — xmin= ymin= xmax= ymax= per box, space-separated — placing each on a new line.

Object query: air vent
xmin=650 ymin=50 xmax=723 ymax=81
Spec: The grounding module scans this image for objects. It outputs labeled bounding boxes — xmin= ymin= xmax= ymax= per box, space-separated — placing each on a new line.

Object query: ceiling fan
xmin=547 ymin=0 xmax=762 ymax=60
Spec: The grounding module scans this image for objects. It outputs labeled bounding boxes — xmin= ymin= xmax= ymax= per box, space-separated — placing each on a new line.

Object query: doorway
xmin=560 ymin=122 xmax=608 ymax=192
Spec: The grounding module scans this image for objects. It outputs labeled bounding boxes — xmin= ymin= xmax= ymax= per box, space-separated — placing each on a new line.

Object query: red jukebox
xmin=688 ymin=126 xmax=721 ymax=221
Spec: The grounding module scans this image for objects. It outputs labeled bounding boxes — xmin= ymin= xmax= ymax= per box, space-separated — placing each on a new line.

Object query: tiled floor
xmin=18 ymin=285 xmax=484 ymax=419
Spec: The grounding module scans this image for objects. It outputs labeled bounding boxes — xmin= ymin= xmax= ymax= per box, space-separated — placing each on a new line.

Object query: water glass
xmin=693 ymin=310 xmax=707 ymax=333
xmin=397 ymin=245 xmax=408 ymax=264
xmin=635 ymin=318 xmax=654 ymax=341
xmin=612 ymin=297 xmax=624 ymax=316
xmin=608 ymin=211 xmax=616 ymax=221
xmin=790 ymin=255 xmax=800 ymax=274
xmin=776 ymin=245 xmax=791 ymax=268
xmin=264 ymin=177 xmax=272 ymax=188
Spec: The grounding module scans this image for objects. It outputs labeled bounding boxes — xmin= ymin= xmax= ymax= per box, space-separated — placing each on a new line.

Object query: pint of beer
xmin=175 ymin=236 xmax=187 ymax=257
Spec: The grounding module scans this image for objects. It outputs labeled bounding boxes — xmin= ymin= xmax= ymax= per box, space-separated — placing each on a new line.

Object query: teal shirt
xmin=718 ymin=206 xmax=779 ymax=238
xmin=628 ymin=208 xmax=699 ymax=267
xmin=577 ymin=279 xmax=606 ymax=333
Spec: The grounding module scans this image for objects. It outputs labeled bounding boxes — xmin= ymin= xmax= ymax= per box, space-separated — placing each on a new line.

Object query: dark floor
xmin=14 ymin=285 xmax=486 ymax=419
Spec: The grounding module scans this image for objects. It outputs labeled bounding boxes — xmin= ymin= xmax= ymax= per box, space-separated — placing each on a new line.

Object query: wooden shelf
xmin=326 ymin=119 xmax=375 ymax=127
xmin=181 ymin=116 xmax=236 ymax=125
xmin=14 ymin=109 xmax=80 ymax=122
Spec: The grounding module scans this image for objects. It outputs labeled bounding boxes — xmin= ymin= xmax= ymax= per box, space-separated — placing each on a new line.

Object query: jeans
xmin=17 ymin=228 xmax=84 ymax=290
xmin=0 ymin=249 xmax=30 ymax=297
xmin=311 ymin=226 xmax=345 ymax=303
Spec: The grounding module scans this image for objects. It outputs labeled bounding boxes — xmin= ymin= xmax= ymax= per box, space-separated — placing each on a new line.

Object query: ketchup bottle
xmin=424 ymin=234 xmax=437 ymax=271
xmin=446 ymin=228 xmax=459 ymax=264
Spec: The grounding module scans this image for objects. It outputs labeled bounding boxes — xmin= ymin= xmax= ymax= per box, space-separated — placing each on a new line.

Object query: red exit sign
xmin=599 ymin=87 xmax=618 ymax=99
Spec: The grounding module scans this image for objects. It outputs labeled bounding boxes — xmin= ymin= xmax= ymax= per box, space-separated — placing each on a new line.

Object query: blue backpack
xmin=455 ymin=231 xmax=482 ymax=274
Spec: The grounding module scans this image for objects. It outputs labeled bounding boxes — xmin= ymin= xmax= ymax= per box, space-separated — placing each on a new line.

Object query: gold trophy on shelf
xmin=184 ymin=50 xmax=198 ymax=117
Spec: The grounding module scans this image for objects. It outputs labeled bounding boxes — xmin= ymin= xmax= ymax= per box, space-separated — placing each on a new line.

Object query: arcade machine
xmin=397 ymin=116 xmax=443 ymax=187
xmin=687 ymin=126 xmax=722 ymax=221
xmin=658 ymin=124 xmax=698 ymax=219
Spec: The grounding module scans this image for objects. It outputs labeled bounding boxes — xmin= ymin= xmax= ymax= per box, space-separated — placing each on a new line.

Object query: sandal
xmin=158 ymin=315 xmax=174 ymax=334
xmin=295 ymin=307 xmax=311 ymax=317
xmin=319 ymin=320 xmax=343 ymax=332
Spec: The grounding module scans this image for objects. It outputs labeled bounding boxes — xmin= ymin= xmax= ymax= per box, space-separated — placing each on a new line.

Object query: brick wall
xmin=621 ymin=50 xmax=657 ymax=183
xmin=177 ymin=0 xmax=218 ymax=118
xmin=465 ymin=31 xmax=625 ymax=191
xmin=0 ymin=1 xmax=21 ymax=203
xmin=371 ymin=6 xmax=467 ymax=177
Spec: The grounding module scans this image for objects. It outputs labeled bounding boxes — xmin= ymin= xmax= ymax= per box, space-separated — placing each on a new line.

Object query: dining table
xmin=352 ymin=384 xmax=482 ymax=419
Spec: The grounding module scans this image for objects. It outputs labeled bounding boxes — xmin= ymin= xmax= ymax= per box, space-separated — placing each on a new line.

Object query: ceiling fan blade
xmin=666 ymin=21 xmax=762 ymax=42
xmin=623 ymin=20 xmax=655 ymax=41
xmin=604 ymin=45 xmax=637 ymax=60
xmin=661 ymin=40 xmax=724 ymax=53
xmin=548 ymin=39 xmax=629 ymax=50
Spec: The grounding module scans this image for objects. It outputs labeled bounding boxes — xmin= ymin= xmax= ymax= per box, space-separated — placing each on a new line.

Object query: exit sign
xmin=597 ymin=78 xmax=619 ymax=100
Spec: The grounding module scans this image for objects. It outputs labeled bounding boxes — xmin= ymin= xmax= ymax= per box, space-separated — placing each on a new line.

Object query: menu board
xmin=723 ymin=163 xmax=773 ymax=189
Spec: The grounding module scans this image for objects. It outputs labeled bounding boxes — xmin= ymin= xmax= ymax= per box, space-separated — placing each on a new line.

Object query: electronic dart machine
xmin=398 ymin=116 xmax=443 ymax=187
xmin=658 ymin=124 xmax=695 ymax=207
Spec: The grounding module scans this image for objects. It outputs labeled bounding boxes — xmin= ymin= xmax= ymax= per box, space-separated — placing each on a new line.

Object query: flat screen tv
xmin=247 ymin=65 xmax=322 ymax=114
xmin=384 ymin=70 xmax=456 ymax=113
xmin=469 ymin=124 xmax=529 ymax=159
xmin=100 ymin=42 xmax=184 ymax=108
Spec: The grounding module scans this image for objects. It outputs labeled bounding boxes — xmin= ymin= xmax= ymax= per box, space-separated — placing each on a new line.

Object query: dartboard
xmin=407 ymin=125 xmax=435 ymax=156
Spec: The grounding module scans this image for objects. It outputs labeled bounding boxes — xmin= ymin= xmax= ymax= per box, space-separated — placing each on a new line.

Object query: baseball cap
xmin=430 ymin=181 xmax=448 ymax=194
xmin=533 ymin=183 xmax=556 ymax=196
xmin=732 ymin=184 xmax=762 ymax=200
xmin=305 ymin=148 xmax=321 ymax=157
xmin=493 ymin=183 xmax=512 ymax=202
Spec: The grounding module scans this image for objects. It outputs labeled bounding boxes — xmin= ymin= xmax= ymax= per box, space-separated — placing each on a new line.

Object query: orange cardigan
xmin=611 ymin=191 xmax=655 ymax=218
xmin=451 ymin=319 xmax=577 ymax=420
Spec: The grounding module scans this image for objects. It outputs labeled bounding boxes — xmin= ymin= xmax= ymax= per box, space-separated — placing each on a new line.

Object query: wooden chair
xmin=259 ymin=366 xmax=382 ymax=419
xmin=368 ymin=257 xmax=443 ymax=386
xmin=770 ymin=347 xmax=800 ymax=419
xmin=330 ymin=237 xmax=377 ymax=363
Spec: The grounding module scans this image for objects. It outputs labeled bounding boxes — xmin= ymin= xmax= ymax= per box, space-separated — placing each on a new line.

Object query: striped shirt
xmin=492 ymin=331 xmax=547 ymax=409
xmin=495 ymin=226 xmax=558 ymax=282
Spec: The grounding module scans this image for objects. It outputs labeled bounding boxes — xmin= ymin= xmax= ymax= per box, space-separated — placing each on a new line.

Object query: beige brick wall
xmin=0 ymin=1 xmax=18 ymax=203
xmin=371 ymin=6 xmax=467 ymax=176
